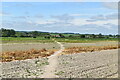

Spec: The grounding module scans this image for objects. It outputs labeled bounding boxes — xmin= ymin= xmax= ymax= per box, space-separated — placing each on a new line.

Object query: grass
xmin=55 ymin=71 xmax=64 ymax=75
xmin=56 ymin=38 xmax=118 ymax=43
xmin=1 ymin=37 xmax=118 ymax=44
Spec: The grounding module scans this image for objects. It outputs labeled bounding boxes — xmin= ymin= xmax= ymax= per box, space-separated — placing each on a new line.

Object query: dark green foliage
xmin=0 ymin=28 xmax=119 ymax=39
xmin=59 ymin=34 xmax=65 ymax=38
xmin=30 ymin=31 xmax=39 ymax=38
xmin=0 ymin=28 xmax=16 ymax=37
xmin=80 ymin=35 xmax=85 ymax=38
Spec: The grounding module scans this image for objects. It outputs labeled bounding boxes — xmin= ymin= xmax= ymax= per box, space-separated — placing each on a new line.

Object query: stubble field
xmin=0 ymin=40 xmax=119 ymax=78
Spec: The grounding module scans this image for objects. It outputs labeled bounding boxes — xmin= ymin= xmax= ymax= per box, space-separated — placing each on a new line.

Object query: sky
xmin=0 ymin=2 xmax=118 ymax=34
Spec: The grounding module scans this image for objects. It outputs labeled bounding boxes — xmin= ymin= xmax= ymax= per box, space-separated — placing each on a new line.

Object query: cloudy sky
xmin=1 ymin=2 xmax=118 ymax=34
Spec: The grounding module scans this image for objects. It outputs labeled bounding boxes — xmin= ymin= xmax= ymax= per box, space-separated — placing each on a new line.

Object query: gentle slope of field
xmin=1 ymin=41 xmax=119 ymax=62
xmin=0 ymin=40 xmax=119 ymax=78
xmin=56 ymin=49 xmax=118 ymax=78
xmin=1 ymin=49 xmax=118 ymax=78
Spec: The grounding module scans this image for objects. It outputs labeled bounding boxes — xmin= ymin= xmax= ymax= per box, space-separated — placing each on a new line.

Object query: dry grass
xmin=1 ymin=48 xmax=56 ymax=62
xmin=61 ymin=45 xmax=120 ymax=55
xmin=1 ymin=44 xmax=119 ymax=62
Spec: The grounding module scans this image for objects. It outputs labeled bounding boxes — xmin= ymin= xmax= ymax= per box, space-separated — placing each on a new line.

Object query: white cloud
xmin=103 ymin=2 xmax=118 ymax=9
xmin=0 ymin=12 xmax=10 ymax=16
xmin=87 ymin=13 xmax=118 ymax=22
xmin=35 ymin=19 xmax=56 ymax=24
xmin=70 ymin=14 xmax=81 ymax=17
xmin=24 ymin=13 xmax=118 ymax=31
xmin=51 ymin=14 xmax=74 ymax=23
xmin=2 ymin=12 xmax=118 ymax=34
xmin=70 ymin=18 xmax=117 ymax=26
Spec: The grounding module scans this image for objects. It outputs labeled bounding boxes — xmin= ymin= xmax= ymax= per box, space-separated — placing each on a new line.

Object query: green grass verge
xmin=56 ymin=38 xmax=118 ymax=43
xmin=1 ymin=37 xmax=54 ymax=43
xmin=0 ymin=37 xmax=118 ymax=43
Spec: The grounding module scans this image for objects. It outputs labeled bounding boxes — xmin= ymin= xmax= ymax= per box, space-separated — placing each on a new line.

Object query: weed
xmin=55 ymin=71 xmax=64 ymax=75
xmin=26 ymin=69 xmax=30 ymax=73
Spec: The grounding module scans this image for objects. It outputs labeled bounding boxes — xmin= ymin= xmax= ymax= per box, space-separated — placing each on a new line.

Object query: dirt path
xmin=40 ymin=40 xmax=64 ymax=78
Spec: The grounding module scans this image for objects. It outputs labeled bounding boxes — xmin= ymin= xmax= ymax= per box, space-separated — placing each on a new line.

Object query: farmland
xmin=1 ymin=46 xmax=119 ymax=78
xmin=0 ymin=28 xmax=119 ymax=78
xmin=1 ymin=37 xmax=118 ymax=44
xmin=1 ymin=37 xmax=54 ymax=43
xmin=0 ymin=28 xmax=119 ymax=44
xmin=1 ymin=1 xmax=119 ymax=79
xmin=56 ymin=38 xmax=118 ymax=43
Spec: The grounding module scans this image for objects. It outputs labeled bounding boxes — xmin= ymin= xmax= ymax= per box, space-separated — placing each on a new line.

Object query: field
xmin=1 ymin=37 xmax=54 ymax=43
xmin=1 ymin=1 xmax=119 ymax=78
xmin=0 ymin=37 xmax=119 ymax=78
xmin=56 ymin=49 xmax=118 ymax=78
xmin=56 ymin=38 xmax=118 ymax=43
xmin=1 ymin=43 xmax=60 ymax=53
xmin=1 ymin=37 xmax=118 ymax=43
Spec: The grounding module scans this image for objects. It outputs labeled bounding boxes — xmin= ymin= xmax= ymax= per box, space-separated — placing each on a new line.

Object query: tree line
xmin=0 ymin=28 xmax=119 ymax=39
xmin=0 ymin=28 xmax=50 ymax=38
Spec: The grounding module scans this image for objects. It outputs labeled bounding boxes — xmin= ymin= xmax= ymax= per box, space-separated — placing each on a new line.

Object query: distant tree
xmin=59 ymin=34 xmax=65 ymax=38
xmin=115 ymin=35 xmax=119 ymax=38
xmin=69 ymin=35 xmax=73 ymax=38
xmin=15 ymin=32 xmax=27 ymax=37
xmin=0 ymin=28 xmax=16 ymax=37
xmin=9 ymin=29 xmax=16 ymax=37
xmin=91 ymin=34 xmax=96 ymax=38
xmin=109 ymin=34 xmax=113 ymax=37
xmin=44 ymin=36 xmax=50 ymax=39
xmin=30 ymin=31 xmax=39 ymax=38
xmin=80 ymin=35 xmax=85 ymax=38
xmin=98 ymin=33 xmax=103 ymax=38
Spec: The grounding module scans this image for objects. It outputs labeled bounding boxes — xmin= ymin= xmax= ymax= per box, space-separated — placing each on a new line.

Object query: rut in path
xmin=40 ymin=40 xmax=64 ymax=78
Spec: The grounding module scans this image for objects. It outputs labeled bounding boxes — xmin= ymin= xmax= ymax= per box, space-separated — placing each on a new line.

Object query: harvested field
xmin=1 ymin=41 xmax=118 ymax=53
xmin=56 ymin=49 xmax=118 ymax=78
xmin=1 ymin=49 xmax=118 ymax=78
xmin=0 ymin=41 xmax=119 ymax=78
xmin=1 ymin=43 xmax=60 ymax=53
xmin=1 ymin=57 xmax=49 ymax=78
xmin=1 ymin=41 xmax=119 ymax=62
xmin=62 ymin=41 xmax=118 ymax=48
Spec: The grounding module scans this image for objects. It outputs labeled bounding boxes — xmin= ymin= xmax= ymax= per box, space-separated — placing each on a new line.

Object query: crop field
xmin=1 ymin=37 xmax=54 ymax=43
xmin=56 ymin=38 xmax=118 ymax=43
xmin=1 ymin=37 xmax=118 ymax=44
xmin=1 ymin=1 xmax=119 ymax=78
xmin=0 ymin=37 xmax=119 ymax=78
xmin=1 ymin=40 xmax=119 ymax=61
xmin=56 ymin=49 xmax=118 ymax=78
xmin=1 ymin=43 xmax=60 ymax=53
